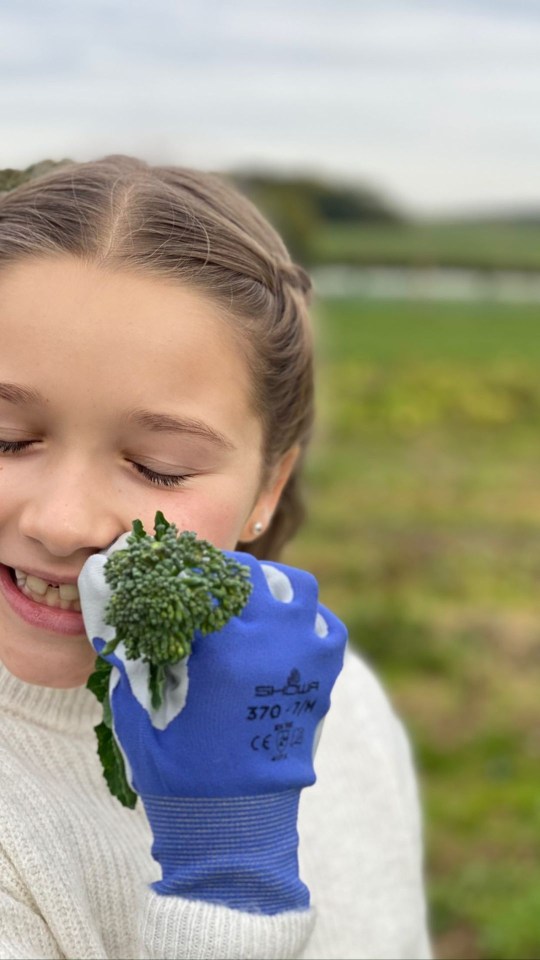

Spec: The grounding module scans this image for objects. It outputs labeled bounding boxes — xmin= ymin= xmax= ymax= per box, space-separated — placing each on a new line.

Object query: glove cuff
xmin=142 ymin=789 xmax=309 ymax=915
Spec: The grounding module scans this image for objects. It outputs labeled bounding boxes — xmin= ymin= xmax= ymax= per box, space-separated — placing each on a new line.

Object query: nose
xmin=17 ymin=460 xmax=125 ymax=558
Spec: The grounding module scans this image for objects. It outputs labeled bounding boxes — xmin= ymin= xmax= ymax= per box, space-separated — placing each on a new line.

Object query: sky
xmin=1 ymin=0 xmax=539 ymax=215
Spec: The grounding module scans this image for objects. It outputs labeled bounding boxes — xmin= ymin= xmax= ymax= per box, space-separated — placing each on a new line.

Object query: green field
xmin=283 ymin=297 xmax=540 ymax=960
xmin=312 ymin=222 xmax=540 ymax=272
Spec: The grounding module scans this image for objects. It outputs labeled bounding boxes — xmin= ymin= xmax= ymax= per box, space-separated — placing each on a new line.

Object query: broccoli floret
xmin=101 ymin=512 xmax=252 ymax=709
xmin=86 ymin=511 xmax=253 ymax=807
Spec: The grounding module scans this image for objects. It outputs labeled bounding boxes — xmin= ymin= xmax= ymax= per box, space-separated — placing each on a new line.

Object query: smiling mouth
xmin=9 ymin=567 xmax=82 ymax=612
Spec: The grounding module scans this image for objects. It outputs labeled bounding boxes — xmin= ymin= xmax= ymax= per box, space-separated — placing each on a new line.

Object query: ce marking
xmin=250 ymin=734 xmax=272 ymax=751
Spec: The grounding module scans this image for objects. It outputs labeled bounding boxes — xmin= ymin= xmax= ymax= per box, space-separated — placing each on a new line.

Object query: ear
xmin=240 ymin=445 xmax=301 ymax=543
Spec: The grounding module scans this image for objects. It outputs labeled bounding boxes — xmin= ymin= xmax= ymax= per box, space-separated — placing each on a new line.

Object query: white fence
xmin=312 ymin=266 xmax=540 ymax=303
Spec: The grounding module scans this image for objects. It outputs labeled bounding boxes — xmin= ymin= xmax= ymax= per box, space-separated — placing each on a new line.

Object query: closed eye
xmin=0 ymin=439 xmax=34 ymax=454
xmin=129 ymin=462 xmax=191 ymax=488
xmin=0 ymin=439 xmax=191 ymax=489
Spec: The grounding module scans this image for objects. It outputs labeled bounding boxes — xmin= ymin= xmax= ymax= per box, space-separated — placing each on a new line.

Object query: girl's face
xmin=0 ymin=257 xmax=296 ymax=688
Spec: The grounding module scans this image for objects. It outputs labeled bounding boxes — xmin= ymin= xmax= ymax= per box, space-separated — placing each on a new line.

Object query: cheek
xmin=154 ymin=468 xmax=262 ymax=551
xmin=150 ymin=495 xmax=250 ymax=552
xmin=0 ymin=473 xmax=17 ymax=518
xmin=178 ymin=506 xmax=246 ymax=550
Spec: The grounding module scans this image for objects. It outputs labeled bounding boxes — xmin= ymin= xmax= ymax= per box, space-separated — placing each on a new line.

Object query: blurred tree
xmin=230 ymin=171 xmax=403 ymax=265
xmin=0 ymin=159 xmax=72 ymax=193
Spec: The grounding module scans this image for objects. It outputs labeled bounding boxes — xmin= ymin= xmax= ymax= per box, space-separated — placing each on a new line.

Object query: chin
xmin=1 ymin=641 xmax=96 ymax=689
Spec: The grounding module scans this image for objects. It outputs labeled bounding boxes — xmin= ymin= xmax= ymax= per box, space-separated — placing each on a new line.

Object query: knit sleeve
xmin=140 ymin=890 xmax=316 ymax=959
xmin=291 ymin=648 xmax=432 ymax=960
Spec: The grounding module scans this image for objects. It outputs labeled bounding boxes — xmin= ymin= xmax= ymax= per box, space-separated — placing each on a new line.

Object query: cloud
xmin=0 ymin=0 xmax=539 ymax=212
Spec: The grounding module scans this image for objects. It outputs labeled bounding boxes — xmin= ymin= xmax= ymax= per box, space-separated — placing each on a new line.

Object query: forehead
xmin=0 ymin=256 xmax=259 ymax=440
xmin=0 ymin=254 xmax=230 ymax=350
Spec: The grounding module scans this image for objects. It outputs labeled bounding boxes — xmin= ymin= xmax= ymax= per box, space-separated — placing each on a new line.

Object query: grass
xmin=312 ymin=222 xmax=540 ymax=272
xmin=283 ymin=296 xmax=540 ymax=960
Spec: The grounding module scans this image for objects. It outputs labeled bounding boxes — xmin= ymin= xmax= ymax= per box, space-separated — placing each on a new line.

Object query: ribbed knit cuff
xmin=141 ymin=889 xmax=316 ymax=960
xmin=142 ymin=790 xmax=309 ymax=915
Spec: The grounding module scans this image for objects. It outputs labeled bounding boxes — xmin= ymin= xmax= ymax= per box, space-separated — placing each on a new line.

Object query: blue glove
xmin=79 ymin=543 xmax=347 ymax=915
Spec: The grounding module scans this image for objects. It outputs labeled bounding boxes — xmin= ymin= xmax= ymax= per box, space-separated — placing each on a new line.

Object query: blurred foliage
xmin=312 ymin=220 xmax=540 ymax=272
xmin=231 ymin=173 xmax=540 ymax=272
xmin=229 ymin=170 xmax=402 ymax=262
xmin=0 ymin=159 xmax=71 ymax=192
xmin=283 ymin=297 xmax=540 ymax=960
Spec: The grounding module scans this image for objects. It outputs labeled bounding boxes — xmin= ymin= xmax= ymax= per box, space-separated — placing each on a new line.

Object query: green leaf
xmin=87 ymin=658 xmax=138 ymax=808
xmin=154 ymin=510 xmax=170 ymax=540
xmin=94 ymin=721 xmax=138 ymax=810
xmin=86 ymin=656 xmax=112 ymax=705
xmin=102 ymin=689 xmax=113 ymax=730
xmin=132 ymin=518 xmax=145 ymax=539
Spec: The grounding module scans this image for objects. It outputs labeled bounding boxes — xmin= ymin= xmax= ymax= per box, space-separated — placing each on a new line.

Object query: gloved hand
xmin=78 ymin=539 xmax=347 ymax=915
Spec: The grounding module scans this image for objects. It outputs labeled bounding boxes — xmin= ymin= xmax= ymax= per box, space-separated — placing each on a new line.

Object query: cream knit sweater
xmin=0 ymin=646 xmax=431 ymax=960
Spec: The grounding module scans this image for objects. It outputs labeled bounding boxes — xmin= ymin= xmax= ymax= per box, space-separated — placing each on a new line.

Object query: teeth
xmin=59 ymin=583 xmax=80 ymax=600
xmin=45 ymin=586 xmax=60 ymax=606
xmin=26 ymin=575 xmax=48 ymax=596
xmin=14 ymin=568 xmax=81 ymax=612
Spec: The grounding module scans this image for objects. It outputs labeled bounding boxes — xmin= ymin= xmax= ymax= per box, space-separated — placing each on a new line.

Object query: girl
xmin=0 ymin=156 xmax=431 ymax=960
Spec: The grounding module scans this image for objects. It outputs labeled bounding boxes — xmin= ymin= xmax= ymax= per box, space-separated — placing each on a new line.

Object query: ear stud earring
xmin=253 ymin=521 xmax=264 ymax=535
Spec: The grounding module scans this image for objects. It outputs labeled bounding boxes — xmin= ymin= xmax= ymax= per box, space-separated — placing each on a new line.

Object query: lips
xmin=0 ymin=563 xmax=86 ymax=636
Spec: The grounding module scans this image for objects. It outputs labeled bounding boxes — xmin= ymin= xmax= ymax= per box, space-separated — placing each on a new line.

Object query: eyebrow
xmin=126 ymin=409 xmax=236 ymax=451
xmin=0 ymin=382 xmax=236 ymax=452
xmin=0 ymin=382 xmax=43 ymax=405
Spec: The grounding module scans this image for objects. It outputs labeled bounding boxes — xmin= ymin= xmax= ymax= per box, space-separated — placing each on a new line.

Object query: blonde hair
xmin=0 ymin=155 xmax=316 ymax=559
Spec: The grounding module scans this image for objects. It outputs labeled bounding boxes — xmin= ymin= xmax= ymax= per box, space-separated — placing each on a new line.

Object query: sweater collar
xmin=0 ymin=658 xmax=101 ymax=734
